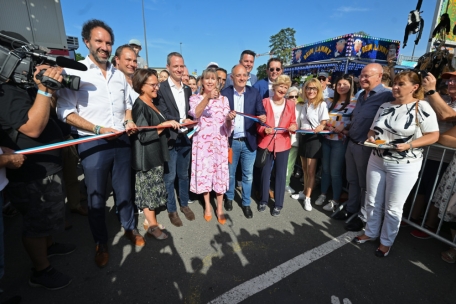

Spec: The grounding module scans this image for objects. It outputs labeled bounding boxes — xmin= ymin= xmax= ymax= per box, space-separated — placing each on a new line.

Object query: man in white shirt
xmin=114 ymin=44 xmax=139 ymax=103
xmin=156 ymin=52 xmax=196 ymax=227
xmin=57 ymin=20 xmax=145 ymax=268
xmin=224 ymin=50 xmax=258 ymax=88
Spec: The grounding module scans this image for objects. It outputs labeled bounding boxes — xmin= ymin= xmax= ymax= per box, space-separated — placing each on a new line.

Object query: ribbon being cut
xmin=15 ymin=121 xmax=198 ymax=155
xmin=234 ymin=111 xmax=333 ymax=134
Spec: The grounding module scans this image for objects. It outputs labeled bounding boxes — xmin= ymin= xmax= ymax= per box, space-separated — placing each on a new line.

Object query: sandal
xmin=441 ymin=248 xmax=456 ymax=264
xmin=147 ymin=226 xmax=168 ymax=240
xmin=143 ymin=220 xmax=165 ymax=231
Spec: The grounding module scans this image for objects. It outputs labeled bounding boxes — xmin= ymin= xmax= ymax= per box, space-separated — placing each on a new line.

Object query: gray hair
xmin=286 ymin=86 xmax=299 ymax=98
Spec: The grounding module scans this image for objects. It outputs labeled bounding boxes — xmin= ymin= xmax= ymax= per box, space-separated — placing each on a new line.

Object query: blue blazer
xmin=224 ymin=73 xmax=258 ymax=89
xmin=252 ymin=78 xmax=269 ymax=99
xmin=221 ymin=85 xmax=265 ymax=151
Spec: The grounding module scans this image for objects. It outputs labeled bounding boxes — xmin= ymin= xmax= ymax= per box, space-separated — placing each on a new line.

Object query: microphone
xmin=55 ymin=56 xmax=88 ymax=71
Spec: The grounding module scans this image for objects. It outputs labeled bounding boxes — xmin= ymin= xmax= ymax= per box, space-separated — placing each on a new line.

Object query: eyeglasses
xmin=306 ymin=87 xmax=318 ymax=91
xmin=145 ymin=83 xmax=159 ymax=89
xmin=447 ymin=79 xmax=456 ymax=85
xmin=269 ymin=68 xmax=281 ymax=72
xmin=318 ymin=76 xmax=326 ymax=81
xmin=288 ymin=95 xmax=298 ymax=99
xmin=359 ymin=73 xmax=379 ymax=79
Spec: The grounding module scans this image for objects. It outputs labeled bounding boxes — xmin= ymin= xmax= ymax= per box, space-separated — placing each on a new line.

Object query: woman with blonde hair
xmin=284 ymin=86 xmax=302 ymax=194
xmin=291 ymin=79 xmax=328 ymax=211
xmin=354 ymin=70 xmax=439 ymax=257
xmin=257 ymin=75 xmax=297 ymax=216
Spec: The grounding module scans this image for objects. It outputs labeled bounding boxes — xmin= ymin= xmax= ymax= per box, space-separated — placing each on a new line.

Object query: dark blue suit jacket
xmin=221 ymin=85 xmax=265 ymax=151
xmin=224 ymin=73 xmax=258 ymax=89
xmin=252 ymin=78 xmax=269 ymax=99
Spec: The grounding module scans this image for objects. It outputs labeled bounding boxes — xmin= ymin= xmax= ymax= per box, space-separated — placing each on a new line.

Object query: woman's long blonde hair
xmin=302 ymin=78 xmax=325 ymax=107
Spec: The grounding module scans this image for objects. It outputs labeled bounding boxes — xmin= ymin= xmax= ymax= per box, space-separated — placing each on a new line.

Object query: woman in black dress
xmin=131 ymin=69 xmax=180 ymax=240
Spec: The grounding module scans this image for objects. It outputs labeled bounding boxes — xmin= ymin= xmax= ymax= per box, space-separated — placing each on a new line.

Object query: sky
xmin=61 ymin=0 xmax=439 ymax=75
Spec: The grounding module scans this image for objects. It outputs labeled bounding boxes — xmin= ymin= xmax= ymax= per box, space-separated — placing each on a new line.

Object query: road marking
xmin=208 ymin=231 xmax=358 ymax=304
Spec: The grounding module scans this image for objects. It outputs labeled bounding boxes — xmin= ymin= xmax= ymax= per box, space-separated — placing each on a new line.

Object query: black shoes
xmin=344 ymin=217 xmax=364 ymax=231
xmin=258 ymin=204 xmax=267 ymax=212
xmin=271 ymin=207 xmax=281 ymax=217
xmin=242 ymin=206 xmax=253 ymax=218
xmin=332 ymin=210 xmax=354 ymax=220
xmin=224 ymin=199 xmax=233 ymax=211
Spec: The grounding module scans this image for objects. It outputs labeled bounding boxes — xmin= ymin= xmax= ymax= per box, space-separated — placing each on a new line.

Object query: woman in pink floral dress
xmin=189 ymin=68 xmax=235 ymax=225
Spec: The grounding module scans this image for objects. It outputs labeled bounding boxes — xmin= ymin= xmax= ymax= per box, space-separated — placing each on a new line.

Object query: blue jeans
xmin=164 ymin=135 xmax=191 ymax=213
xmin=226 ymin=139 xmax=256 ymax=206
xmin=321 ymin=138 xmax=347 ymax=202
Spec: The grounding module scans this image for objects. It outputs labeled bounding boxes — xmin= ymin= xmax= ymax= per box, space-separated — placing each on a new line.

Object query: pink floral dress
xmin=189 ymin=95 xmax=233 ymax=194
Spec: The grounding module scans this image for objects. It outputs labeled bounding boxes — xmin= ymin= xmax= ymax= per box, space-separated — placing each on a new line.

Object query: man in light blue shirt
xmin=224 ymin=50 xmax=258 ymax=89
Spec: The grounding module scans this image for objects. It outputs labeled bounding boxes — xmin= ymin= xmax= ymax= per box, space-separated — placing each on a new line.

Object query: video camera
xmin=0 ymin=31 xmax=87 ymax=90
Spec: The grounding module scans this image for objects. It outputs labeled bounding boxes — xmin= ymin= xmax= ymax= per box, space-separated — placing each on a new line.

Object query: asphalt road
xmin=1 ymin=177 xmax=456 ymax=304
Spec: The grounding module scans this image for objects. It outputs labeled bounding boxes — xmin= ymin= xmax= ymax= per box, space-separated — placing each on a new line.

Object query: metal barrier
xmin=331 ymin=143 xmax=456 ymax=247
xmin=404 ymin=143 xmax=456 ymax=247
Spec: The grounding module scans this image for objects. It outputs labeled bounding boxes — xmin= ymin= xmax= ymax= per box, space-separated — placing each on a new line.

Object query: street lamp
xmin=142 ymin=0 xmax=149 ymax=65
xmin=180 ymin=42 xmax=182 ymax=56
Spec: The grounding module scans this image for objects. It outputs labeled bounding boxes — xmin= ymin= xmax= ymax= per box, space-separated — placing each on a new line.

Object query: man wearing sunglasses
xmin=253 ymin=58 xmax=283 ymax=99
xmin=317 ymin=72 xmax=334 ymax=99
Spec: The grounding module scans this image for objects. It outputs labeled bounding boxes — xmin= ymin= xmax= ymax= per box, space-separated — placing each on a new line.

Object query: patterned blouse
xmin=324 ymin=97 xmax=357 ymax=141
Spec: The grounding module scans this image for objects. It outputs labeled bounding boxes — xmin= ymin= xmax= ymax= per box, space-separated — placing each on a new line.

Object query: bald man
xmin=334 ymin=63 xmax=394 ymax=231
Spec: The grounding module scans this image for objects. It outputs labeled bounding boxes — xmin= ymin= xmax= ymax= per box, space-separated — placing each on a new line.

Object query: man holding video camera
xmin=0 ymin=44 xmax=74 ymax=289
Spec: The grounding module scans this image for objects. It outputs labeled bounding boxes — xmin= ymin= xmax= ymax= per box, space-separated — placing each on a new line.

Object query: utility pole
xmin=142 ymin=0 xmax=149 ymax=65
xmin=180 ymin=42 xmax=182 ymax=56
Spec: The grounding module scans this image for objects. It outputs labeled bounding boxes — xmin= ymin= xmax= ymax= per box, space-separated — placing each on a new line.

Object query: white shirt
xmin=323 ymin=87 xmax=334 ymax=99
xmin=300 ymin=102 xmax=329 ymax=130
xmin=168 ymin=77 xmax=186 ymax=121
xmin=233 ymin=88 xmax=246 ymax=138
xmin=129 ymin=83 xmax=140 ymax=105
xmin=268 ymin=78 xmax=274 ymax=98
xmin=0 ymin=148 xmax=8 ymax=191
xmin=270 ymin=99 xmax=285 ymax=127
xmin=56 ymin=56 xmax=132 ymax=136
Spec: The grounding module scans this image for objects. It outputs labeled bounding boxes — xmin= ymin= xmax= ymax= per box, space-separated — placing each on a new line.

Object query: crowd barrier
xmin=330 ymin=143 xmax=456 ymax=248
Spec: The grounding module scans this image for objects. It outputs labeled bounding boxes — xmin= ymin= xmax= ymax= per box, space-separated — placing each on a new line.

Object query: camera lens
xmin=61 ymin=75 xmax=80 ymax=91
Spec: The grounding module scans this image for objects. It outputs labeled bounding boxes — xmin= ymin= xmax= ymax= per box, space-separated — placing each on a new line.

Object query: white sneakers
xmin=315 ymin=194 xmax=326 ymax=206
xmin=323 ymin=200 xmax=338 ymax=211
xmin=304 ymin=197 xmax=312 ymax=211
xmin=291 ymin=191 xmax=305 ymax=200
xmin=285 ymin=185 xmax=295 ymax=194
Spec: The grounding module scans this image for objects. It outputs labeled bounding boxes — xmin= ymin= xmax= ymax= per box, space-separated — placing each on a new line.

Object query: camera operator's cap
xmin=206 ymin=62 xmax=219 ymax=68
xmin=128 ymin=39 xmax=141 ymax=47
xmin=318 ymin=72 xmax=329 ymax=78
xmin=441 ymin=71 xmax=456 ymax=79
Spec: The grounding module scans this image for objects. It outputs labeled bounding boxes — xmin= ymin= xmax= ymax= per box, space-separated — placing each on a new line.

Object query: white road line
xmin=208 ymin=231 xmax=358 ymax=304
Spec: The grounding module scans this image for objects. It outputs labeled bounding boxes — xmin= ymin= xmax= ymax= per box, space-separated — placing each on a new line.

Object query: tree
xmin=354 ymin=31 xmax=370 ymax=36
xmin=269 ymin=28 xmax=296 ymax=65
xmin=256 ymin=63 xmax=267 ymax=80
xmin=75 ymin=52 xmax=84 ymax=61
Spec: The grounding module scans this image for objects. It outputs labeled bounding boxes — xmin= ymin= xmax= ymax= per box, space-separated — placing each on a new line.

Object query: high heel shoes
xmin=204 ymin=214 xmax=212 ymax=222
xmin=217 ymin=214 xmax=226 ymax=225
xmin=352 ymin=236 xmax=376 ymax=244
xmin=375 ymin=247 xmax=391 ymax=257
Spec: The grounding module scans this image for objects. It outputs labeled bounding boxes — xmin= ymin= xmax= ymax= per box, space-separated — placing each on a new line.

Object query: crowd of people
xmin=1 ymin=18 xmax=456 ymax=293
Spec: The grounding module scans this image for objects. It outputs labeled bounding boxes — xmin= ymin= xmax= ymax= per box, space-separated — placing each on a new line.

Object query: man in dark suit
xmin=253 ymin=58 xmax=283 ymax=99
xmin=221 ymin=65 xmax=266 ymax=218
xmin=224 ymin=50 xmax=258 ymax=89
xmin=156 ymin=52 xmax=195 ymax=227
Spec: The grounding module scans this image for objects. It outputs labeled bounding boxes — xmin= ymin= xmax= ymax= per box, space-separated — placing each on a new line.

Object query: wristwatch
xmin=425 ymin=90 xmax=436 ymax=96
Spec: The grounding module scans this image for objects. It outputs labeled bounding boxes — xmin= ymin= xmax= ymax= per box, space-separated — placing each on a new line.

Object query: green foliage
xmin=353 ymin=31 xmax=370 ymax=36
xmin=75 ymin=52 xmax=84 ymax=61
xmin=269 ymin=28 xmax=296 ymax=65
xmin=256 ymin=63 xmax=267 ymax=80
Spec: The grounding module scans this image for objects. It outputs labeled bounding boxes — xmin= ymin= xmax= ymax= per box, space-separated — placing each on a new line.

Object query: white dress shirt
xmin=233 ymin=88 xmax=246 ymax=138
xmin=168 ymin=77 xmax=186 ymax=121
xmin=56 ymin=56 xmax=132 ymax=136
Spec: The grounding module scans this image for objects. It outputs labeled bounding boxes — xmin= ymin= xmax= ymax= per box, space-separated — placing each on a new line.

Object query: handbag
xmin=254 ymin=99 xmax=287 ymax=168
xmin=254 ymin=131 xmax=277 ymax=168
xmin=228 ymin=147 xmax=233 ymax=164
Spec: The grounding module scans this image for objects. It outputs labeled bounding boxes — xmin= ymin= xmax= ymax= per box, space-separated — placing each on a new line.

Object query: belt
xmin=233 ymin=137 xmax=246 ymax=141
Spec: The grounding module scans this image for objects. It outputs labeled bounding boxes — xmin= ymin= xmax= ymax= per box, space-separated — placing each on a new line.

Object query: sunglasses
xmin=288 ymin=95 xmax=298 ymax=99
xmin=318 ymin=76 xmax=326 ymax=81
xmin=269 ymin=68 xmax=281 ymax=72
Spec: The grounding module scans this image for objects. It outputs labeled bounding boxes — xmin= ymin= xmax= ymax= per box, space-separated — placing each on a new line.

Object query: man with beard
xmin=57 ymin=19 xmax=145 ymax=268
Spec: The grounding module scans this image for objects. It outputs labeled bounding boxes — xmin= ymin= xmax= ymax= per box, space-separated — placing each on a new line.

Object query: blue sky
xmin=61 ymin=0 xmax=438 ymax=75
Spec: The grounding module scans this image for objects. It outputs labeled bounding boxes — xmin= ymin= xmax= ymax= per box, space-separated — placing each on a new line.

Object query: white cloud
xmin=336 ymin=6 xmax=370 ymax=13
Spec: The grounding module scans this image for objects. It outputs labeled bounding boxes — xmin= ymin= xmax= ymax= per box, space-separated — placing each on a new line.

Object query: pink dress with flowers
xmin=188 ymin=95 xmax=233 ymax=194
